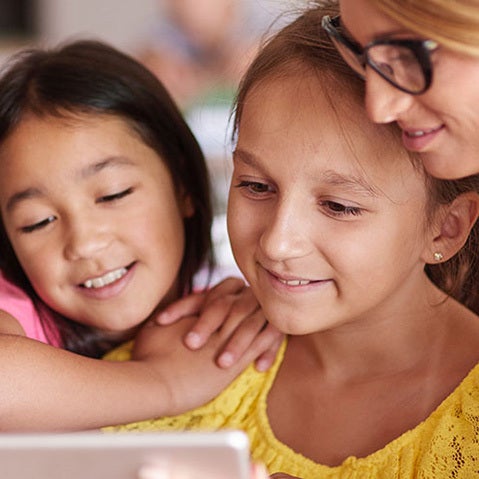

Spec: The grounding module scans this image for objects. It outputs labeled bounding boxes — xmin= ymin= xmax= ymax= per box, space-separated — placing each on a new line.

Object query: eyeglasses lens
xmin=328 ymin=36 xmax=366 ymax=79
xmin=367 ymin=44 xmax=426 ymax=93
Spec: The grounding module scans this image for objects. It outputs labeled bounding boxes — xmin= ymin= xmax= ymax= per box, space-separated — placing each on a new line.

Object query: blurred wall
xmin=0 ymin=0 xmax=293 ymax=55
xmin=36 ymin=0 xmax=159 ymax=53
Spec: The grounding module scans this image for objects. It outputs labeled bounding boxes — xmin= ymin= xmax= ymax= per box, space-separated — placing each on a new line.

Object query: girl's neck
xmin=267 ymin=282 xmax=479 ymax=466
xmin=291 ymin=281 xmax=476 ymax=383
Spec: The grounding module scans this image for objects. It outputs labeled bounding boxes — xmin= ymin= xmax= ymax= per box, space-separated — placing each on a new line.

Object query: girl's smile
xmin=261 ymin=265 xmax=331 ymax=290
xmin=77 ymin=263 xmax=136 ymax=301
xmin=81 ymin=265 xmax=130 ymax=290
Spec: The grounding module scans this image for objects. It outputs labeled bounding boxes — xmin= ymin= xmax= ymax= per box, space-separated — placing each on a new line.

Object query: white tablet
xmin=0 ymin=430 xmax=250 ymax=479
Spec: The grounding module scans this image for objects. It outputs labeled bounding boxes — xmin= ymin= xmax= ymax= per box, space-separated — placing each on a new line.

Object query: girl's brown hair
xmin=233 ymin=3 xmax=479 ymax=314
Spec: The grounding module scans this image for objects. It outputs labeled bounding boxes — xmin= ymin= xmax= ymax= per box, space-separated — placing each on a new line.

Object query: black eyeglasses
xmin=321 ymin=15 xmax=439 ymax=95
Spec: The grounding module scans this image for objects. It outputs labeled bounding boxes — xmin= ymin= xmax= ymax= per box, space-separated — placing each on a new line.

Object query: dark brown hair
xmin=0 ymin=40 xmax=214 ymax=357
xmin=232 ymin=3 xmax=479 ymax=314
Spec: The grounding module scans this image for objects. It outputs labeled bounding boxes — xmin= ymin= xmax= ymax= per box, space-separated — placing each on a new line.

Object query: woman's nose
xmin=364 ymin=67 xmax=415 ymax=124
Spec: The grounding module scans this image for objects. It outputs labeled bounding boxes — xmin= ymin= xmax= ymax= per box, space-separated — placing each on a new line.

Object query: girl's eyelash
xmin=19 ymin=188 xmax=134 ymax=233
xmin=97 ymin=187 xmax=134 ymax=203
xmin=21 ymin=215 xmax=56 ymax=233
xmin=320 ymin=200 xmax=363 ymax=217
xmin=234 ymin=180 xmax=272 ymax=194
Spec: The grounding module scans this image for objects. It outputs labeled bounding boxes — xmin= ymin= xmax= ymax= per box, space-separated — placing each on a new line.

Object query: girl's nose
xmin=64 ymin=215 xmax=112 ymax=260
xmin=259 ymin=199 xmax=311 ymax=262
xmin=364 ymin=68 xmax=415 ymax=124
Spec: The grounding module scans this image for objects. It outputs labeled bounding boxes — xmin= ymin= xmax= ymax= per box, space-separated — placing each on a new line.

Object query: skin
xmin=0 ymin=113 xmax=191 ymax=339
xmin=0 ymin=112 xmax=279 ymax=431
xmin=227 ymin=70 xmax=479 ymax=466
xmin=340 ymin=0 xmax=479 ymax=179
xmin=229 ymin=75 xmax=434 ymax=337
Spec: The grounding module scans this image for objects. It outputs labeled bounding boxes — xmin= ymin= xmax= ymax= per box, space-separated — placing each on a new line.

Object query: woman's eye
xmin=320 ymin=200 xmax=362 ymax=217
xmin=235 ymin=180 xmax=272 ymax=195
xmin=97 ymin=187 xmax=134 ymax=203
xmin=21 ymin=215 xmax=56 ymax=233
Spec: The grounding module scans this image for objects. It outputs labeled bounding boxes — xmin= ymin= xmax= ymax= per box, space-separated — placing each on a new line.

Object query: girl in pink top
xmin=0 ymin=40 xmax=281 ymax=431
xmin=0 ymin=271 xmax=58 ymax=344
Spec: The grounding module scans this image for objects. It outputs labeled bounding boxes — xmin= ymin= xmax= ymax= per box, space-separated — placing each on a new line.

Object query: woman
xmin=322 ymin=0 xmax=479 ymax=180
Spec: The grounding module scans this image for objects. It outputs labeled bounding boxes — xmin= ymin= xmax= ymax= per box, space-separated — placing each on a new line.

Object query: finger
xmin=182 ymin=294 xmax=238 ymax=350
xmin=201 ymin=277 xmax=246 ymax=308
xmin=254 ymin=331 xmax=284 ymax=372
xmin=231 ymin=323 xmax=284 ymax=371
xmin=184 ymin=286 xmax=257 ymax=350
xmin=216 ymin=309 xmax=266 ymax=368
xmin=155 ymin=292 xmax=206 ymax=325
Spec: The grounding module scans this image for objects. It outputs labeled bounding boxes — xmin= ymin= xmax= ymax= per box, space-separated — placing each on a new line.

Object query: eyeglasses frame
xmin=321 ymin=15 xmax=439 ymax=95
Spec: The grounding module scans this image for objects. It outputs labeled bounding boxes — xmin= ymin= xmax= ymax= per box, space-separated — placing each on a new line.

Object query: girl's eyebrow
xmin=232 ymin=148 xmax=262 ymax=169
xmin=233 ymin=148 xmax=378 ymax=197
xmin=79 ymin=155 xmax=135 ymax=179
xmin=5 ymin=156 xmax=135 ymax=212
xmin=321 ymin=170 xmax=379 ymax=197
xmin=5 ymin=187 xmax=42 ymax=212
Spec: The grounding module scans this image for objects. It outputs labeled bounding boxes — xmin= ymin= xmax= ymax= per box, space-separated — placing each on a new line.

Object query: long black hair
xmin=0 ymin=40 xmax=214 ymax=357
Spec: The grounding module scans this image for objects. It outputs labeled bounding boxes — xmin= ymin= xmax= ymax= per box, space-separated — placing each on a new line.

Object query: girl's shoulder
xmin=105 ymin=340 xmax=288 ymax=433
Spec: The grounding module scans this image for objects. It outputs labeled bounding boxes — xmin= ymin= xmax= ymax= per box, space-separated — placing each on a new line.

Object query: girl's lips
xmin=401 ymin=125 xmax=444 ymax=151
xmin=263 ymin=266 xmax=329 ymax=291
xmin=82 ymin=266 xmax=128 ymax=289
xmin=78 ymin=262 xmax=136 ymax=300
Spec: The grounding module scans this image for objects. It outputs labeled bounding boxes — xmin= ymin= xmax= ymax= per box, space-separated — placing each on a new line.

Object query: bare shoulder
xmin=0 ymin=309 xmax=26 ymax=336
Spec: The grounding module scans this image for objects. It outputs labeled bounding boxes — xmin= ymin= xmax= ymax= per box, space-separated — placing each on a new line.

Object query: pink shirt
xmin=0 ymin=271 xmax=60 ymax=345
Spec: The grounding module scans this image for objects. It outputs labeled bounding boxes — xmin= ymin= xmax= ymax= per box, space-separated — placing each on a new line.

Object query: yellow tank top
xmin=104 ymin=340 xmax=479 ymax=478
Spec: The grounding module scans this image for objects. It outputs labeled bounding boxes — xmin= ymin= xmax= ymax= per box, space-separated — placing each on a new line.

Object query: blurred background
xmin=0 ymin=0 xmax=298 ymax=279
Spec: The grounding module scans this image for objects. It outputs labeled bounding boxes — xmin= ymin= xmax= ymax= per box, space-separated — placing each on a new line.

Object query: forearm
xmin=0 ymin=334 xmax=174 ymax=431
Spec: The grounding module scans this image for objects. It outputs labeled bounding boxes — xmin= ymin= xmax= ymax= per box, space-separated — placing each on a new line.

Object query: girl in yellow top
xmin=107 ymin=4 xmax=479 ymax=478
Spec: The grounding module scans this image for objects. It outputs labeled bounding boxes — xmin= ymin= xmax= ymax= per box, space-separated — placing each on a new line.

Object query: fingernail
xmin=157 ymin=312 xmax=170 ymax=324
xmin=255 ymin=359 xmax=269 ymax=372
xmin=218 ymin=352 xmax=234 ymax=368
xmin=185 ymin=332 xmax=201 ymax=349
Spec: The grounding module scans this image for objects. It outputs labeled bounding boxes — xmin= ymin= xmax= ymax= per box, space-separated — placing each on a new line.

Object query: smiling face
xmin=339 ymin=0 xmax=479 ymax=179
xmin=0 ymin=114 xmax=192 ymax=337
xmin=228 ymin=69 xmax=436 ymax=335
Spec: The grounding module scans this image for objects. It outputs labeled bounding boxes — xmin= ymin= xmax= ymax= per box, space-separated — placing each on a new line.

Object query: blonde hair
xmin=370 ymin=0 xmax=479 ymax=56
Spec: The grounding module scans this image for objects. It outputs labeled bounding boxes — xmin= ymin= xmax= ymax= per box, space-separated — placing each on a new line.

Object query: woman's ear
xmin=424 ymin=191 xmax=479 ymax=264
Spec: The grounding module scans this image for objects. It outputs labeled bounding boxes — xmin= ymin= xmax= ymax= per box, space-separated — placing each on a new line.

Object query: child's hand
xmin=155 ymin=277 xmax=284 ymax=371
xmin=132 ymin=314 xmax=274 ymax=414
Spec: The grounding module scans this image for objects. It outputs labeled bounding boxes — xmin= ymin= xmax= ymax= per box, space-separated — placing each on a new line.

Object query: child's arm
xmin=0 ymin=310 xmax=251 ymax=431
xmin=156 ymin=277 xmax=284 ymax=371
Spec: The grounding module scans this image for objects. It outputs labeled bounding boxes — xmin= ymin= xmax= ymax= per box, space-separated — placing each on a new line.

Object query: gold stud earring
xmin=433 ymin=252 xmax=444 ymax=262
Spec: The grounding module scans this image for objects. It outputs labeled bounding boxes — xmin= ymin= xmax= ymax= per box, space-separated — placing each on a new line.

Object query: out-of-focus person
xmin=138 ymin=0 xmax=283 ymax=110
